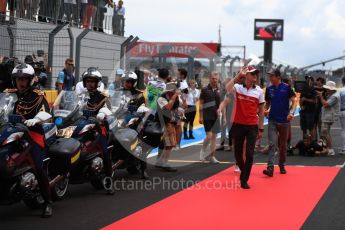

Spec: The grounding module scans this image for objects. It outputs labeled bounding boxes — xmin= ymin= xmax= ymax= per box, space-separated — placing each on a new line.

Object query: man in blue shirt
xmin=57 ymin=58 xmax=75 ymax=93
xmin=263 ymin=68 xmax=296 ymax=177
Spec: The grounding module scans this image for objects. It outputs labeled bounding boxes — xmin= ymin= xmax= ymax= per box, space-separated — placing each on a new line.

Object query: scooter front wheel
xmin=52 ymin=177 xmax=69 ymax=201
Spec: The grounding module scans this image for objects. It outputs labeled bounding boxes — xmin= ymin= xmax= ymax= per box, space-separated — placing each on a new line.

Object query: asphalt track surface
xmin=1 ymin=118 xmax=345 ymax=230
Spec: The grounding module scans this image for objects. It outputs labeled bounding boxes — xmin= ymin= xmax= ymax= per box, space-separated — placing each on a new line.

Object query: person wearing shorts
xmin=155 ymin=82 xmax=180 ymax=172
xmin=317 ymin=81 xmax=340 ymax=155
xmin=199 ymin=71 xmax=221 ymax=164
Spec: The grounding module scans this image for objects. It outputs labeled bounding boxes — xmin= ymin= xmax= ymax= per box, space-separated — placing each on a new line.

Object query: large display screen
xmin=254 ymin=19 xmax=284 ymax=41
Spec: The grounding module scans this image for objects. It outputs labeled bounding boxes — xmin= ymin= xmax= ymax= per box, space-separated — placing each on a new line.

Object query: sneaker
xmin=328 ymin=149 xmax=336 ymax=156
xmin=234 ymin=165 xmax=241 ymax=173
xmin=200 ymin=149 xmax=207 ymax=161
xmin=210 ymin=156 xmax=220 ymax=164
xmin=263 ymin=166 xmax=274 ymax=177
xmin=173 ymin=145 xmax=181 ymax=151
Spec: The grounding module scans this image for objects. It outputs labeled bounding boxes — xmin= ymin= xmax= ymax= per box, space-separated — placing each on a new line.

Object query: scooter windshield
xmin=109 ymin=90 xmax=127 ymax=116
xmin=52 ymin=91 xmax=88 ymax=118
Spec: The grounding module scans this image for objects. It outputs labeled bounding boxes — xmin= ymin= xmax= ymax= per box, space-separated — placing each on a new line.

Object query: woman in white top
xmin=183 ymin=79 xmax=200 ymax=139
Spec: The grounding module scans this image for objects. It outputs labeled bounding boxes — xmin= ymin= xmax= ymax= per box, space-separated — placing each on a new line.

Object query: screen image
xmin=254 ymin=19 xmax=284 ymax=41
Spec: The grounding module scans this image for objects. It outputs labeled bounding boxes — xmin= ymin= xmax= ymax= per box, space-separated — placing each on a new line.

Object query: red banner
xmin=129 ymin=42 xmax=219 ymax=58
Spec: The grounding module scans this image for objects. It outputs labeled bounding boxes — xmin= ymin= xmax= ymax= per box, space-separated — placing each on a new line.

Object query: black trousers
xmin=232 ymin=123 xmax=258 ymax=183
xmin=184 ymin=105 xmax=196 ymax=133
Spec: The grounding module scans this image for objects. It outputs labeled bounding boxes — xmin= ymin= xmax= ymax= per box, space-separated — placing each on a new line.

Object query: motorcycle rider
xmin=4 ymin=63 xmax=53 ymax=218
xmin=81 ymin=67 xmax=115 ymax=195
xmin=114 ymin=71 xmax=148 ymax=179
xmin=121 ymin=71 xmax=146 ymax=114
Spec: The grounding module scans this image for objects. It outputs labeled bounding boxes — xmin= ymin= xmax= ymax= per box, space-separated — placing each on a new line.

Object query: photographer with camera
xmin=155 ymin=82 xmax=180 ymax=172
xmin=24 ymin=55 xmax=48 ymax=90
xmin=317 ymin=81 xmax=340 ymax=156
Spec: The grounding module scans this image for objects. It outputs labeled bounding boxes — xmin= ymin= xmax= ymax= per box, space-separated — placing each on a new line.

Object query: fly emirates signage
xmin=130 ymin=42 xmax=219 ymax=58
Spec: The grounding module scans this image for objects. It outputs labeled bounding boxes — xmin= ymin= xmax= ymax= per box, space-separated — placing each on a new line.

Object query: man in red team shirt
xmin=226 ymin=66 xmax=265 ymax=189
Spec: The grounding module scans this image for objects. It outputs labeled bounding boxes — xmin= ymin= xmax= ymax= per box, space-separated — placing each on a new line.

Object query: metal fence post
xmin=75 ymin=29 xmax=90 ymax=82
xmin=120 ymin=35 xmax=133 ymax=69
xmin=67 ymin=27 xmax=74 ymax=59
xmin=122 ymin=36 xmax=139 ymax=70
xmin=48 ymin=24 xmax=65 ymax=87
xmin=7 ymin=26 xmax=14 ymax=58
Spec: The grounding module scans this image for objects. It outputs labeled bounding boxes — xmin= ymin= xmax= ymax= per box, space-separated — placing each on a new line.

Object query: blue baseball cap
xmin=116 ymin=68 xmax=124 ymax=75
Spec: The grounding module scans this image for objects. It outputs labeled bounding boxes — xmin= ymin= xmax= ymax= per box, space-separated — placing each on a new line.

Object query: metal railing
xmin=0 ymin=1 xmax=125 ymax=36
xmin=0 ymin=16 xmax=127 ymax=90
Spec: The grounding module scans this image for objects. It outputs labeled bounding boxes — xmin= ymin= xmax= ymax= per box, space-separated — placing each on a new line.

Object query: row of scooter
xmin=0 ymin=90 xmax=163 ymax=210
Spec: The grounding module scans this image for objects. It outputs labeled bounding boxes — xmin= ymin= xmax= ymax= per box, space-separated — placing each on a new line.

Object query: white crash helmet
xmin=122 ymin=71 xmax=138 ymax=87
xmin=11 ymin=63 xmax=35 ymax=87
xmin=82 ymin=67 xmax=102 ymax=87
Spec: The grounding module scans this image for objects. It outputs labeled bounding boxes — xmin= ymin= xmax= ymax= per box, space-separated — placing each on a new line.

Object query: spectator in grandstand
xmin=226 ymin=66 xmax=264 ymax=189
xmin=79 ymin=0 xmax=87 ymax=26
xmin=38 ymin=0 xmax=51 ymax=22
xmin=199 ymin=71 xmax=221 ymax=164
xmin=94 ymin=0 xmax=112 ymax=32
xmin=60 ymin=0 xmax=78 ymax=25
xmin=83 ymin=0 xmax=97 ymax=29
xmin=16 ymin=0 xmax=33 ymax=19
xmin=300 ymin=76 xmax=317 ymax=140
xmin=30 ymin=0 xmax=40 ymax=20
xmin=0 ymin=0 xmax=6 ymax=24
xmin=183 ymin=79 xmax=199 ymax=140
xmin=57 ymin=58 xmax=75 ymax=93
xmin=7 ymin=0 xmax=15 ymax=23
xmin=315 ymin=77 xmax=326 ymax=138
xmin=263 ymin=68 xmax=296 ymax=177
xmin=53 ymin=0 xmax=63 ymax=23
xmin=340 ymin=77 xmax=345 ymax=155
xmin=112 ymin=0 xmax=125 ymax=35
xmin=317 ymin=81 xmax=340 ymax=155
